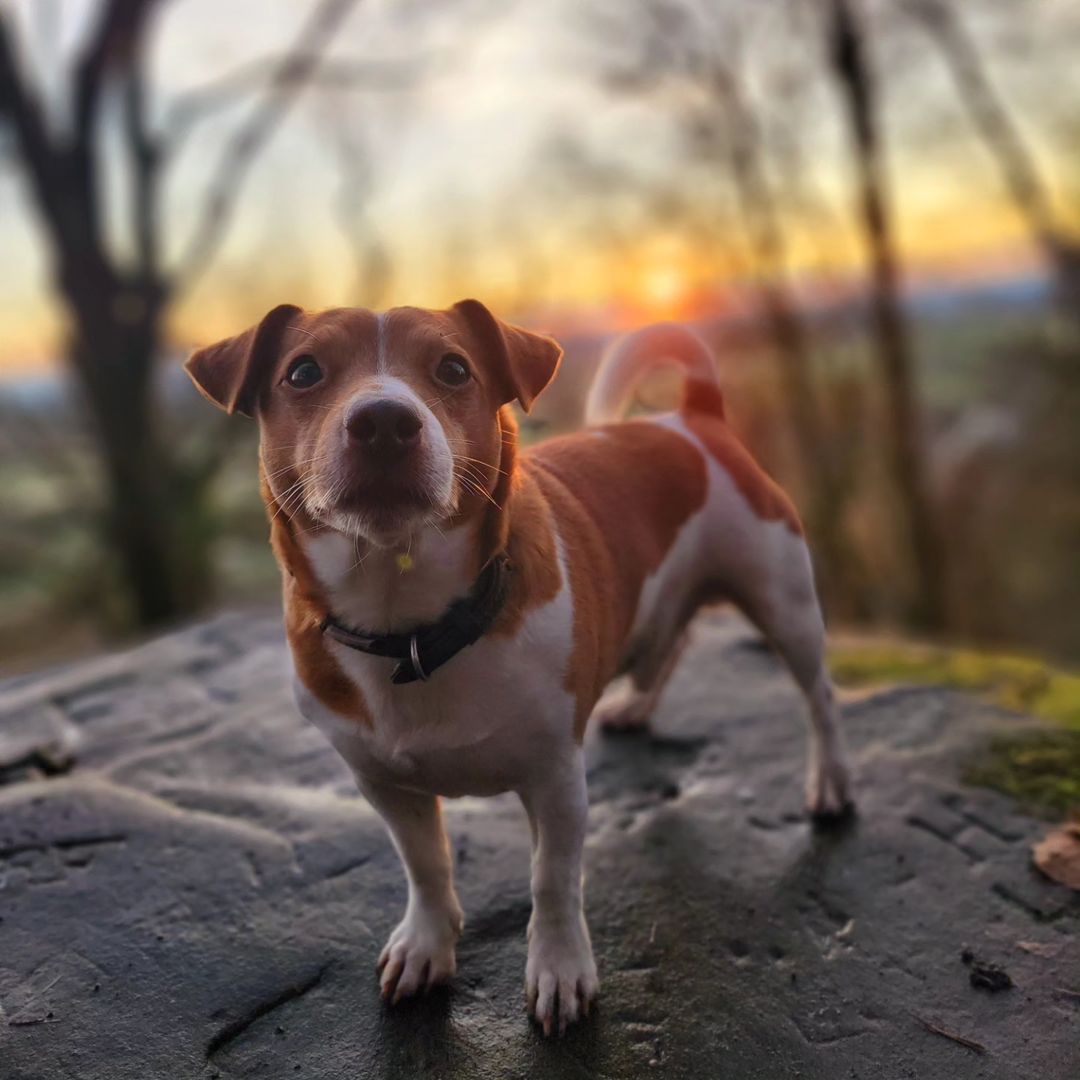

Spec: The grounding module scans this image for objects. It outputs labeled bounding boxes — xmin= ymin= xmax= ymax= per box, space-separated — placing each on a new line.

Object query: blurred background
xmin=1 ymin=0 xmax=1078 ymax=675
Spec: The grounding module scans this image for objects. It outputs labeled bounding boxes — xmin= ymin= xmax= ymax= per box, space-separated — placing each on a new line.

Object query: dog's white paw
xmin=806 ymin=752 xmax=854 ymax=821
xmin=526 ymin=919 xmax=599 ymax=1036
xmin=377 ymin=901 xmax=463 ymax=1003
xmin=593 ymin=689 xmax=651 ymax=733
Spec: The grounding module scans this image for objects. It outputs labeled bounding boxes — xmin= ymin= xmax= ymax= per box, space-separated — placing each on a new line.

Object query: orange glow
xmin=641 ymin=265 xmax=687 ymax=310
xmin=0 ymin=189 xmax=1049 ymax=374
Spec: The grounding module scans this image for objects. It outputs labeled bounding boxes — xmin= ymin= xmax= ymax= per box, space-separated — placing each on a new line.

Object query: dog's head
xmin=185 ymin=300 xmax=562 ymax=546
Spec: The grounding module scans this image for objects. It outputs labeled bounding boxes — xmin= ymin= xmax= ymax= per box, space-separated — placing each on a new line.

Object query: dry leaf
xmin=1032 ymin=823 xmax=1080 ymax=890
xmin=1017 ymin=940 xmax=1060 ymax=958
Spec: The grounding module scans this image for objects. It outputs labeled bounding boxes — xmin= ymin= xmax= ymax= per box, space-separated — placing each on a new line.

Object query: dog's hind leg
xmin=734 ymin=539 xmax=854 ymax=821
xmin=593 ymin=627 xmax=690 ymax=733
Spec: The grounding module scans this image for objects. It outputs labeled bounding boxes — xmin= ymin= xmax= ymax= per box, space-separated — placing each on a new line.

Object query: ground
xmin=0 ymin=610 xmax=1077 ymax=1080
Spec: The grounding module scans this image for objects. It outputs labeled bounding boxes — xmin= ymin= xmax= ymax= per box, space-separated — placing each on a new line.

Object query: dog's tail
xmin=584 ymin=322 xmax=724 ymax=426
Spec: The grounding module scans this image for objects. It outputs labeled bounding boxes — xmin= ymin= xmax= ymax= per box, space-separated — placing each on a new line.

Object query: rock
xmin=0 ymin=610 xmax=1078 ymax=1079
xmin=960 ymin=950 xmax=1014 ymax=992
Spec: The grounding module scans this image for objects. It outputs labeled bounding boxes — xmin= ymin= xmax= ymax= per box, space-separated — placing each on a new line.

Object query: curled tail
xmin=585 ymin=322 xmax=724 ymax=426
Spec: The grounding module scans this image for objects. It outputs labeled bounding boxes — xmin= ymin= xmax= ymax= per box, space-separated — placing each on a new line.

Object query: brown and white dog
xmin=186 ymin=301 xmax=852 ymax=1035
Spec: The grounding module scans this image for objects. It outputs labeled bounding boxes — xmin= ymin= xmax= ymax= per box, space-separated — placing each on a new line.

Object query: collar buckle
xmin=409 ymin=633 xmax=429 ymax=682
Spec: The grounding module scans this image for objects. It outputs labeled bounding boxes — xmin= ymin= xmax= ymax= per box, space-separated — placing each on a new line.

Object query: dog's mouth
xmin=307 ymin=466 xmax=452 ymax=545
xmin=334 ymin=476 xmax=432 ymax=513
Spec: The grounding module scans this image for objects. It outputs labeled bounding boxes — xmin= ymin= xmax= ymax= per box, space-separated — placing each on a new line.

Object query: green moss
xmin=830 ymin=641 xmax=1080 ymax=816
xmin=964 ymin=730 xmax=1080 ymax=817
xmin=830 ymin=642 xmax=1080 ymax=730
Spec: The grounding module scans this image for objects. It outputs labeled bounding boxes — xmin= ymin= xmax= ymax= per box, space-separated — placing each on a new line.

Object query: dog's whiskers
xmin=453 ymin=453 xmax=506 ymax=477
xmin=286 ymin=324 xmax=323 ymax=344
xmin=270 ymin=473 xmax=317 ymax=522
xmin=263 ymin=454 xmax=329 ymax=480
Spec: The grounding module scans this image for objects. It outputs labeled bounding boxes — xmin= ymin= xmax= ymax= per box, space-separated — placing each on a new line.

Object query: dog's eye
xmin=285 ymin=356 xmax=323 ymax=389
xmin=435 ymin=353 xmax=470 ymax=388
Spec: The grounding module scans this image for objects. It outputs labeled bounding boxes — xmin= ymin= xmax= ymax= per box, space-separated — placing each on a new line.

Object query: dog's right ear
xmin=451 ymin=299 xmax=562 ymax=413
xmin=185 ymin=304 xmax=302 ymax=417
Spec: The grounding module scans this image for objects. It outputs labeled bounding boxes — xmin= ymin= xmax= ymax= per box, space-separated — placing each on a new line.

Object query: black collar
xmin=320 ymin=554 xmax=512 ymax=685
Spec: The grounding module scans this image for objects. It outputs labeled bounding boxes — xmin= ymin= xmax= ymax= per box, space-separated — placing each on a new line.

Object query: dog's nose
xmin=344 ymin=399 xmax=423 ymax=460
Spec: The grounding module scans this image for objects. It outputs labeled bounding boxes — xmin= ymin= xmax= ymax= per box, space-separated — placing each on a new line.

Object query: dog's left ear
xmin=185 ymin=303 xmax=301 ymax=417
xmin=452 ymin=298 xmax=562 ymax=413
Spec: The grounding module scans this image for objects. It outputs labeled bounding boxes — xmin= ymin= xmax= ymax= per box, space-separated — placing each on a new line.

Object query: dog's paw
xmin=377 ymin=901 xmax=463 ymax=1004
xmin=593 ymin=690 xmax=651 ymax=734
xmin=526 ymin=920 xmax=599 ymax=1036
xmin=806 ymin=753 xmax=854 ymax=823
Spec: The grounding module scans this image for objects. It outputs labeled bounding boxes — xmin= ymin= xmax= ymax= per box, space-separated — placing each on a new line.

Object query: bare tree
xmin=823 ymin=0 xmax=947 ymax=629
xmin=0 ymin=0 xmax=361 ymax=626
xmin=904 ymin=0 xmax=1080 ymax=308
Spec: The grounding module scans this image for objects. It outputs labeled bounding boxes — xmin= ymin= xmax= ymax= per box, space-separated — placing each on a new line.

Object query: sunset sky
xmin=0 ymin=0 xmax=1077 ymax=373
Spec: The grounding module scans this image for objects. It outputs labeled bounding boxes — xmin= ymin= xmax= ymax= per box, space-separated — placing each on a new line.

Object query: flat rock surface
xmin=1 ymin=611 xmax=1077 ymax=1080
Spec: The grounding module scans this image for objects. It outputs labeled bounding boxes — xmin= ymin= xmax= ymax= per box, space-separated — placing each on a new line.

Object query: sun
xmin=640 ymin=265 xmax=687 ymax=312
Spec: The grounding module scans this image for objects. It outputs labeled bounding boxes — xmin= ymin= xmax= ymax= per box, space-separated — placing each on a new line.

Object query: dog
xmin=185 ymin=301 xmax=853 ymax=1035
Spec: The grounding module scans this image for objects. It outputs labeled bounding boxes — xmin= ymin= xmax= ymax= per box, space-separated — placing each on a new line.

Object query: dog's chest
xmin=295 ymin=561 xmax=576 ymax=798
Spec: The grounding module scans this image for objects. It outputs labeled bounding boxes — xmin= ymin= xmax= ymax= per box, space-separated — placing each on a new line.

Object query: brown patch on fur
xmin=489 ymin=460 xmax=563 ymax=642
xmin=473 ymin=406 xmax=518 ymax=567
xmin=438 ymin=404 xmax=568 ymax=646
xmin=262 ymin=470 xmax=371 ymax=726
xmin=681 ymin=387 xmax=803 ymax=536
xmin=524 ymin=422 xmax=708 ymax=737
xmin=681 ymin=376 xmax=726 ymax=419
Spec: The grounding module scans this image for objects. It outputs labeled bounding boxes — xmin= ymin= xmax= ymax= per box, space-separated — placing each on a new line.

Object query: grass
xmin=830 ymin=641 xmax=1080 ymax=817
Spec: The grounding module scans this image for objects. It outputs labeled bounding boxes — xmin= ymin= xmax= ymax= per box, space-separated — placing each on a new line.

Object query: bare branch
xmin=323 ymin=112 xmax=393 ymax=306
xmin=163 ymin=55 xmax=428 ymax=149
xmin=903 ymin=0 xmax=1059 ymax=243
xmin=67 ymin=0 xmax=163 ymax=275
xmin=0 ymin=14 xmax=67 ymax=246
xmin=73 ymin=0 xmax=161 ymax=144
xmin=122 ymin=57 xmax=160 ymax=279
xmin=173 ymin=0 xmax=363 ymax=291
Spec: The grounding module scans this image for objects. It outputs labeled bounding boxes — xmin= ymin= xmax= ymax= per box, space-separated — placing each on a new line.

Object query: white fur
xmin=296 ymin=530 xmax=577 ymax=798
xmin=304 ymin=519 xmax=478 ymax=634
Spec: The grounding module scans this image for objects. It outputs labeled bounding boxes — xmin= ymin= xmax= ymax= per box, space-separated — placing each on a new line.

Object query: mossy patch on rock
xmin=831 ymin=641 xmax=1080 ymax=816
xmin=964 ymin=730 xmax=1080 ymax=817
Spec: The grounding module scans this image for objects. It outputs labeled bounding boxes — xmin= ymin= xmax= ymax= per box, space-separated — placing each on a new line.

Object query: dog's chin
xmin=307 ymin=461 xmax=456 ymax=548
xmin=317 ymin=496 xmax=445 ymax=548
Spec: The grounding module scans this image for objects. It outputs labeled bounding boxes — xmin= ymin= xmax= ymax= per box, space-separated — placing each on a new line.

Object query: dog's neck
xmin=301 ymin=519 xmax=484 ymax=634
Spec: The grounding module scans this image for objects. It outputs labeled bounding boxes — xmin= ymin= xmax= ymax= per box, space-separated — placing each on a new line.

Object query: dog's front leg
xmin=352 ymin=772 xmax=464 ymax=1002
xmin=518 ymin=749 xmax=598 ymax=1035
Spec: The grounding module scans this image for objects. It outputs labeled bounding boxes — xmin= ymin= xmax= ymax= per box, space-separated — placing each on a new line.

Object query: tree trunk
xmin=1 ymin=0 xmax=357 ymax=634
xmin=857 ymin=192 xmax=946 ymax=629
xmin=698 ymin=77 xmax=854 ymax=608
xmin=827 ymin=0 xmax=948 ymax=630
xmin=68 ymin=281 xmax=211 ymax=627
xmin=755 ymin=283 xmax=856 ymax=610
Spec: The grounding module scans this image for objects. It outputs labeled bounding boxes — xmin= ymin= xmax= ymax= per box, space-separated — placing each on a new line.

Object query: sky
xmin=0 ymin=0 xmax=1077 ymax=373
